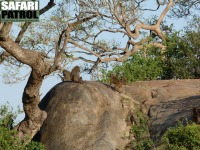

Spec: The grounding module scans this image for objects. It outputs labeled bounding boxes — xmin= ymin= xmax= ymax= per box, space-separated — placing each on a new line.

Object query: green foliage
xmin=101 ymin=46 xmax=164 ymax=83
xmin=0 ymin=103 xmax=44 ymax=150
xmin=101 ymin=24 xmax=200 ymax=82
xmin=127 ymin=113 xmax=200 ymax=150
xmin=160 ymin=122 xmax=200 ymax=150
xmin=128 ymin=110 xmax=154 ymax=150
xmin=25 ymin=141 xmax=45 ymax=150
xmin=163 ymin=30 xmax=200 ymax=79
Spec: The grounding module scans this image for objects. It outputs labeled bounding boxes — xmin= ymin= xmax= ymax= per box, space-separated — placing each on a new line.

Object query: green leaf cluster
xmin=160 ymin=122 xmax=200 ymax=150
xmin=163 ymin=30 xmax=200 ymax=79
xmin=101 ymin=46 xmax=164 ymax=83
xmin=128 ymin=110 xmax=154 ymax=150
xmin=101 ymin=28 xmax=200 ymax=82
xmin=0 ymin=103 xmax=44 ymax=150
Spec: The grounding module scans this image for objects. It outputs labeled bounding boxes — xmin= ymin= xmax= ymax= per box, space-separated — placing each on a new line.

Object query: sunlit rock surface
xmin=38 ymin=79 xmax=200 ymax=149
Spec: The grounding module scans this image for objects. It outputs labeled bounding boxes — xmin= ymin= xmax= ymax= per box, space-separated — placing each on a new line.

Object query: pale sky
xmin=0 ymin=1 xmax=188 ymax=122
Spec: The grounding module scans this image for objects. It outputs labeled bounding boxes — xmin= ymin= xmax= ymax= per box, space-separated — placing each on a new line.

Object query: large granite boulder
xmin=39 ymin=81 xmax=136 ymax=150
xmin=38 ymin=79 xmax=200 ymax=149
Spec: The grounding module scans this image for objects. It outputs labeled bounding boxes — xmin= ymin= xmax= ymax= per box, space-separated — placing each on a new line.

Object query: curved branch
xmin=15 ymin=0 xmax=56 ymax=43
xmin=54 ymin=13 xmax=99 ymax=67
xmin=15 ymin=22 xmax=31 ymax=43
xmin=126 ymin=1 xmax=174 ymax=40
xmin=94 ymin=29 xmax=127 ymax=40
xmin=0 ymin=23 xmax=13 ymax=39
xmin=40 ymin=0 xmax=56 ymax=15
xmin=67 ymin=51 xmax=93 ymax=55
xmin=0 ymin=38 xmax=46 ymax=66
xmin=73 ymin=56 xmax=96 ymax=64
xmin=68 ymin=40 xmax=101 ymax=58
xmin=157 ymin=0 xmax=174 ymax=25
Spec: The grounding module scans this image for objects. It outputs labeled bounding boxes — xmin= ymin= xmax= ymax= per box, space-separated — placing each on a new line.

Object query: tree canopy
xmin=100 ymin=16 xmax=200 ymax=82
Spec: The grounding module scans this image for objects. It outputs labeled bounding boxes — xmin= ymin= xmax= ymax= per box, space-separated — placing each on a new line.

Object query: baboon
xmin=70 ymin=66 xmax=83 ymax=84
xmin=110 ymin=74 xmax=119 ymax=85
xmin=193 ymin=107 xmax=200 ymax=124
xmin=62 ymin=69 xmax=71 ymax=81
xmin=110 ymin=74 xmax=126 ymax=92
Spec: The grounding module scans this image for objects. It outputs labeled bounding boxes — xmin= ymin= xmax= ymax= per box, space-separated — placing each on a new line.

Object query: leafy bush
xmin=160 ymin=122 xmax=200 ymax=150
xmin=0 ymin=103 xmax=44 ymax=150
xmin=126 ymin=111 xmax=200 ymax=150
xmin=101 ymin=46 xmax=164 ymax=83
xmin=128 ymin=110 xmax=154 ymax=150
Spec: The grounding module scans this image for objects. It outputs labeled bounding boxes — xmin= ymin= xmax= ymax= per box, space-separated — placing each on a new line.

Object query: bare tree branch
xmin=72 ymin=56 xmax=96 ymax=64
xmin=68 ymin=40 xmax=101 ymax=58
xmin=16 ymin=0 xmax=56 ymax=43
xmin=0 ymin=23 xmax=13 ymax=39
xmin=54 ymin=13 xmax=100 ymax=68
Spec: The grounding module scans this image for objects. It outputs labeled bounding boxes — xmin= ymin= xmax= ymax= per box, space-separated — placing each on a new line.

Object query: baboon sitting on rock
xmin=110 ymin=74 xmax=126 ymax=92
xmin=62 ymin=69 xmax=71 ymax=81
xmin=61 ymin=66 xmax=83 ymax=84
xmin=70 ymin=66 xmax=83 ymax=84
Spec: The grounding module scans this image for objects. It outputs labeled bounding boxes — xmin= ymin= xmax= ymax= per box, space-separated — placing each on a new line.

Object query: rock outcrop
xmin=38 ymin=79 xmax=200 ymax=150
xmin=39 ymin=81 xmax=136 ymax=150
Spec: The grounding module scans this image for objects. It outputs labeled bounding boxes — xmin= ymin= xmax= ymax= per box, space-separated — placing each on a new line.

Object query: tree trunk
xmin=14 ymin=59 xmax=51 ymax=142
